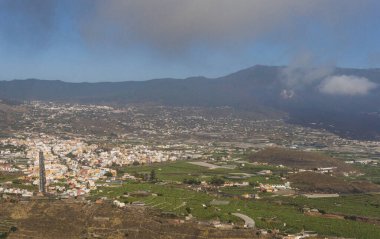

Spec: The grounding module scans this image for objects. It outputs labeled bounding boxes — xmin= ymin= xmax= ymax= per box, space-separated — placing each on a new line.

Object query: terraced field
xmin=94 ymin=161 xmax=380 ymax=239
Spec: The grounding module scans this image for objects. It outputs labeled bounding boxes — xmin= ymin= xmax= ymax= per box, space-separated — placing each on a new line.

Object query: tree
xmin=12 ymin=179 xmax=22 ymax=185
xmin=150 ymin=169 xmax=156 ymax=182
xmin=66 ymin=152 xmax=75 ymax=159
xmin=249 ymin=181 xmax=259 ymax=187
xmin=104 ymin=171 xmax=113 ymax=178
xmin=209 ymin=177 xmax=225 ymax=186
xmin=183 ymin=178 xmax=201 ymax=185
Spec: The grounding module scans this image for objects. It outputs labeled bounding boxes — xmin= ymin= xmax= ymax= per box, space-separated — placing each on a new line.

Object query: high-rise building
xmin=38 ymin=151 xmax=46 ymax=194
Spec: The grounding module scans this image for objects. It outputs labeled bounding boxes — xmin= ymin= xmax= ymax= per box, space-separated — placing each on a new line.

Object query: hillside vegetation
xmin=289 ymin=172 xmax=380 ymax=194
xmin=0 ymin=201 xmax=258 ymax=239
xmin=250 ymin=147 xmax=354 ymax=172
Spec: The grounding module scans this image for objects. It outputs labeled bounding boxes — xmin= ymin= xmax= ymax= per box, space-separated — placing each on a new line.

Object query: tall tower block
xmin=38 ymin=151 xmax=46 ymax=194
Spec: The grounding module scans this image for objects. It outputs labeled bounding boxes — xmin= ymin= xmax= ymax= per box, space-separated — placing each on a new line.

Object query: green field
xmin=92 ymin=182 xmax=380 ymax=238
xmin=96 ymin=160 xmax=380 ymax=239
xmin=0 ymin=172 xmax=22 ymax=184
xmin=275 ymin=193 xmax=380 ymax=218
xmin=118 ymin=160 xmax=283 ymax=183
xmin=355 ymin=165 xmax=380 ymax=184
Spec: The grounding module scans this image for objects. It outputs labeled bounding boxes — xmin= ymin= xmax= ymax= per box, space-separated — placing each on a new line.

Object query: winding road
xmin=232 ymin=213 xmax=255 ymax=229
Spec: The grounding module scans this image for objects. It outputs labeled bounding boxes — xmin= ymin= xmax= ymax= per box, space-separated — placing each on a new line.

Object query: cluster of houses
xmin=345 ymin=159 xmax=378 ymax=165
xmin=0 ymin=187 xmax=33 ymax=197
xmin=258 ymin=182 xmax=291 ymax=193
xmin=0 ymin=163 xmax=19 ymax=172
xmin=113 ymin=199 xmax=127 ymax=208
xmin=0 ymin=135 xmax=206 ymax=198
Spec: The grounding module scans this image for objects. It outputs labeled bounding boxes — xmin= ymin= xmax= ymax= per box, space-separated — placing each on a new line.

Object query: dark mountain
xmin=1 ymin=65 xmax=380 ymax=140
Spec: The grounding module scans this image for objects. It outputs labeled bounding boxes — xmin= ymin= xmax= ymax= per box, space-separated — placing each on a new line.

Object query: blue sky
xmin=0 ymin=0 xmax=379 ymax=82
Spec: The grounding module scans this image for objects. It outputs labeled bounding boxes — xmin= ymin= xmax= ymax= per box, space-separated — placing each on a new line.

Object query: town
xmin=1 ymin=102 xmax=380 ymax=238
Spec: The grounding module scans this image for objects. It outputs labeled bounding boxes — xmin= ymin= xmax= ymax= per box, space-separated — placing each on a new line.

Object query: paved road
xmin=188 ymin=161 xmax=235 ymax=169
xmin=188 ymin=162 xmax=221 ymax=169
xmin=304 ymin=193 xmax=339 ymax=198
xmin=232 ymin=213 xmax=255 ymax=229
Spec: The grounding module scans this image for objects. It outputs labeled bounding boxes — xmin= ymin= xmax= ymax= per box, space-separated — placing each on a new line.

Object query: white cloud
xmin=319 ymin=75 xmax=378 ymax=96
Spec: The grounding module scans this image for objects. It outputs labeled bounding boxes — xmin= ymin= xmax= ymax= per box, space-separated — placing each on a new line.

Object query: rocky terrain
xmin=0 ymin=200 xmax=261 ymax=239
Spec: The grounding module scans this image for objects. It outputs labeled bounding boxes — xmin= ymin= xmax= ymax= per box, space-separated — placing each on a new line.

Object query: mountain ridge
xmin=1 ymin=65 xmax=380 ymax=140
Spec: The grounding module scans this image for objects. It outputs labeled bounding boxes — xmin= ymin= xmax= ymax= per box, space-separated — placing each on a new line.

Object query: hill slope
xmin=0 ymin=201 xmax=258 ymax=239
xmin=289 ymin=172 xmax=380 ymax=194
xmin=250 ymin=147 xmax=354 ymax=172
